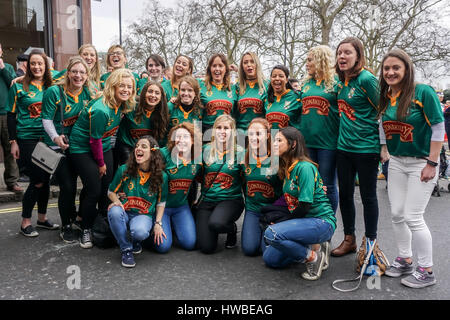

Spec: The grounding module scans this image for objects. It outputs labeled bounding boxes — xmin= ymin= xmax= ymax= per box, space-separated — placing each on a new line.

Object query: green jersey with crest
xmin=240 ymin=154 xmax=282 ymax=213
xmin=109 ymin=164 xmax=168 ymax=217
xmin=167 ymin=102 xmax=202 ymax=133
xmin=41 ymin=85 xmax=92 ymax=147
xmin=160 ymin=147 xmax=202 ymax=208
xmin=299 ymin=78 xmax=340 ymax=150
xmin=201 ymin=144 xmax=243 ymax=202
xmin=161 ymin=79 xmax=178 ymax=102
xmin=69 ymin=97 xmax=123 ymax=154
xmin=264 ymin=89 xmax=302 ymax=131
xmin=382 ymin=84 xmax=444 ymax=158
xmin=337 ymin=69 xmax=380 ymax=154
xmin=200 ymin=81 xmax=237 ymax=128
xmin=282 ymin=160 xmax=336 ymax=230
xmin=7 ymin=82 xmax=46 ymax=140
xmin=234 ymin=80 xmax=268 ymax=131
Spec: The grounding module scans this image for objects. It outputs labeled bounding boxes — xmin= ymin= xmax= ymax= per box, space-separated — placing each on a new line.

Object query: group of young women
xmin=7 ymin=37 xmax=444 ymax=288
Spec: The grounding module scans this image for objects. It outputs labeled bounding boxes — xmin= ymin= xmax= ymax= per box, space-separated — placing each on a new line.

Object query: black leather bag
xmin=259 ymin=204 xmax=293 ymax=231
xmin=91 ymin=215 xmax=117 ymax=249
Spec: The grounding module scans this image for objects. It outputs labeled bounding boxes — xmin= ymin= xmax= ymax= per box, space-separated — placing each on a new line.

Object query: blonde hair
xmin=238 ymin=52 xmax=266 ymax=96
xmin=78 ymin=44 xmax=101 ymax=87
xmin=207 ymin=114 xmax=237 ymax=165
xmin=300 ymin=45 xmax=336 ymax=93
xmin=57 ymin=56 xmax=94 ymax=96
xmin=101 ymin=68 xmax=135 ymax=113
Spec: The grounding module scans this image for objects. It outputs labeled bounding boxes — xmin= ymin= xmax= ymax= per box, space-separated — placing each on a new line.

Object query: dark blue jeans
xmin=307 ymin=147 xmax=339 ymax=213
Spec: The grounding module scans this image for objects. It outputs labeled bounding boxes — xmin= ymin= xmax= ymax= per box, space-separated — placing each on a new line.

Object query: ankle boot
xmin=331 ymin=234 xmax=357 ymax=257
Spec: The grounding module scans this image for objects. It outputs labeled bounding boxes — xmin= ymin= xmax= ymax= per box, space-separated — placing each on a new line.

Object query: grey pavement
xmin=0 ymin=171 xmax=449 ymax=300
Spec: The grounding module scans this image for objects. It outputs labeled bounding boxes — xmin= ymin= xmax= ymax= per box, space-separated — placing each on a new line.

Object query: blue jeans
xmin=162 ymin=204 xmax=196 ymax=251
xmin=307 ymin=148 xmax=339 ymax=213
xmin=107 ymin=206 xmax=152 ymax=252
xmin=241 ymin=210 xmax=266 ymax=256
xmin=263 ymin=218 xmax=334 ymax=268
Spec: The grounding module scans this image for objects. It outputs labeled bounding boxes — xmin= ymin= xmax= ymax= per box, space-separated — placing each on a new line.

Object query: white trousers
xmin=387 ymin=156 xmax=438 ymax=268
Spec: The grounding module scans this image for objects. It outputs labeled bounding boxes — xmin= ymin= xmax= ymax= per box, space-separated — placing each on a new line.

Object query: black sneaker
xmin=60 ymin=225 xmax=78 ymax=244
xmin=225 ymin=223 xmax=237 ymax=249
xmin=132 ymin=242 xmax=142 ymax=254
xmin=72 ymin=220 xmax=82 ymax=232
xmin=121 ymin=250 xmax=136 ymax=268
xmin=80 ymin=229 xmax=93 ymax=249
xmin=20 ymin=225 xmax=39 ymax=237
xmin=36 ymin=219 xmax=60 ymax=230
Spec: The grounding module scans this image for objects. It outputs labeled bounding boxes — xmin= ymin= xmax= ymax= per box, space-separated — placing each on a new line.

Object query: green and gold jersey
xmin=7 ymin=81 xmax=46 ymax=140
xmin=299 ymin=78 xmax=340 ymax=150
xmin=167 ymin=102 xmax=202 ymax=133
xmin=100 ymin=71 xmax=140 ymax=90
xmin=200 ymin=81 xmax=237 ymax=128
xmin=137 ymin=77 xmax=163 ymax=95
xmin=51 ymin=69 xmax=66 ymax=84
xmin=201 ymin=143 xmax=243 ymax=202
xmin=109 ymin=164 xmax=168 ymax=217
xmin=41 ymin=85 xmax=92 ymax=146
xmin=234 ymin=80 xmax=268 ymax=131
xmin=0 ymin=63 xmax=17 ymax=114
xmin=117 ymin=108 xmax=167 ymax=148
xmin=69 ymin=97 xmax=123 ymax=154
xmin=161 ymin=79 xmax=178 ymax=101
xmin=337 ymin=69 xmax=380 ymax=154
xmin=240 ymin=154 xmax=282 ymax=213
xmin=382 ymin=84 xmax=444 ymax=158
xmin=161 ymin=147 xmax=202 ymax=208
xmin=264 ymin=89 xmax=302 ymax=131
xmin=283 ymin=160 xmax=336 ymax=230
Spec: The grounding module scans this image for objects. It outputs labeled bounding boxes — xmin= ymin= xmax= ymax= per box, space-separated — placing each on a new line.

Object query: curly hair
xmin=173 ymin=75 xmax=203 ymax=118
xmin=135 ymin=80 xmax=169 ymax=142
xmin=300 ymin=45 xmax=336 ymax=93
xmin=100 ymin=68 xmax=136 ymax=113
xmin=124 ymin=135 xmax=165 ymax=194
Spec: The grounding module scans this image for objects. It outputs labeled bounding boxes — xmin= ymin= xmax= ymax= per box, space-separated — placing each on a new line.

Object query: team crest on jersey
xmin=28 ymin=91 xmax=36 ymax=98
xmin=191 ymin=165 xmax=197 ymax=176
xmin=28 ymin=102 xmax=42 ymax=118
xmin=206 ymin=100 xmax=232 ymax=116
xmin=238 ymin=98 xmax=264 ymax=115
xmin=266 ymin=112 xmax=290 ymax=128
xmin=348 ymin=88 xmax=356 ymax=99
xmin=169 ymin=179 xmax=192 ymax=194
xmin=169 ymin=168 xmax=178 ymax=175
xmin=128 ymin=181 xmax=134 ymax=191
xmin=204 ymin=172 xmax=233 ymax=189
xmin=65 ymin=105 xmax=72 ymax=113
xmin=206 ymin=90 xmax=213 ymax=97
xmin=289 ymin=179 xmax=297 ymax=191
xmin=303 ymin=85 xmax=310 ymax=94
xmin=124 ymin=196 xmax=152 ymax=214
xmin=63 ymin=115 xmax=79 ymax=127
xmin=227 ymin=90 xmax=233 ymax=99
xmin=338 ymin=100 xmax=356 ymax=121
xmin=245 ymin=166 xmax=252 ymax=176
xmin=302 ymin=96 xmax=330 ymax=116
xmin=383 ymin=121 xmax=414 ymax=142
xmin=247 ymin=181 xmax=275 ymax=198
xmin=284 ymin=193 xmax=299 ymax=211
xmin=172 ymin=118 xmax=179 ymax=126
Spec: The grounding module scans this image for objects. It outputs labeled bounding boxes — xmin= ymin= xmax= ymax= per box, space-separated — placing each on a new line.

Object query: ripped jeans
xmin=262 ymin=218 xmax=334 ymax=268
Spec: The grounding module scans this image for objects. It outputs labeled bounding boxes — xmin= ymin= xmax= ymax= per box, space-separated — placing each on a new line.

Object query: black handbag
xmin=91 ymin=214 xmax=117 ymax=249
xmin=31 ymin=86 xmax=67 ymax=174
xmin=259 ymin=204 xmax=293 ymax=231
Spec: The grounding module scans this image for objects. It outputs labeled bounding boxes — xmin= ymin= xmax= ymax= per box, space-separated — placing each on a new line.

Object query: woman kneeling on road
xmin=263 ymin=127 xmax=336 ymax=281
xmin=107 ymin=136 xmax=168 ymax=268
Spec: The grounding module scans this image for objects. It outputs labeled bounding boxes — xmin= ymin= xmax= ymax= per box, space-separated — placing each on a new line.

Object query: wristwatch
xmin=426 ymin=159 xmax=438 ymax=167
xmin=155 ymin=221 xmax=163 ymax=227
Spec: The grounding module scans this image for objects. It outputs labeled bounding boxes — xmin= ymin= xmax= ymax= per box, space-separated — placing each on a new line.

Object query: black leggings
xmin=114 ymin=139 xmax=133 ymax=168
xmin=71 ymin=150 xmax=114 ymax=229
xmin=336 ymin=150 xmax=379 ymax=240
xmin=54 ymin=152 xmax=78 ymax=226
xmin=17 ymin=139 xmax=50 ymax=219
xmin=195 ymin=198 xmax=244 ymax=254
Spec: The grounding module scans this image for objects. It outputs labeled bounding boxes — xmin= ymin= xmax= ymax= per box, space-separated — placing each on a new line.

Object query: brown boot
xmin=331 ymin=234 xmax=357 ymax=257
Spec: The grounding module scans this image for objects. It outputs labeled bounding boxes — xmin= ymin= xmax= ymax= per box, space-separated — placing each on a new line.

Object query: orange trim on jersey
xmin=413 ymin=99 xmax=430 ymax=126
xmin=66 ymin=88 xmax=82 ymax=103
xmin=274 ymin=89 xmax=290 ymax=102
xmin=387 ymin=90 xmax=402 ymax=107
xmin=246 ymin=80 xmax=257 ymax=89
xmin=212 ymin=82 xmax=224 ymax=91
xmin=139 ymin=170 xmax=151 ymax=185
xmin=30 ymin=81 xmax=43 ymax=91
xmin=179 ymin=104 xmax=193 ymax=119
xmin=286 ymin=160 xmax=299 ymax=180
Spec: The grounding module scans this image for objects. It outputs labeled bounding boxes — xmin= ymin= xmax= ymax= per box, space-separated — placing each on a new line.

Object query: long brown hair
xmin=167 ymin=122 xmax=202 ymax=162
xmin=173 ymin=75 xmax=203 ymax=117
xmin=276 ymin=127 xmax=317 ymax=181
xmin=170 ymin=54 xmax=194 ymax=87
xmin=135 ymin=81 xmax=169 ymax=142
xmin=125 ymin=135 xmax=165 ymax=194
xmin=23 ymin=50 xmax=53 ymax=92
xmin=245 ymin=117 xmax=271 ymax=166
xmin=378 ymin=49 xmax=415 ymax=120
xmin=335 ymin=37 xmax=367 ymax=82
xmin=204 ymin=53 xmax=231 ymax=91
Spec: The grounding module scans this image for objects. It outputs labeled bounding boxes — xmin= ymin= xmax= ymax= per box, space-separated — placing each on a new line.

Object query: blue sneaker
xmin=121 ymin=250 xmax=136 ymax=268
xmin=132 ymin=242 xmax=142 ymax=254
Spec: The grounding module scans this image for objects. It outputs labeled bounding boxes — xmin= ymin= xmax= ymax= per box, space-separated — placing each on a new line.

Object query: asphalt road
xmin=0 ymin=180 xmax=449 ymax=302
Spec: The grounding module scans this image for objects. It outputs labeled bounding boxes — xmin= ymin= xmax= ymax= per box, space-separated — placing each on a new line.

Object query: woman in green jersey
xmin=195 ymin=114 xmax=244 ymax=254
xmin=378 ymin=49 xmax=444 ymax=288
xmin=160 ymin=122 xmax=202 ymax=251
xmin=100 ymin=45 xmax=140 ymax=90
xmin=137 ymin=54 xmax=165 ymax=94
xmin=241 ymin=118 xmax=282 ymax=256
xmin=331 ymin=37 xmax=381 ymax=257
xmin=115 ymin=80 xmax=169 ymax=165
xmin=78 ymin=44 xmax=101 ymax=89
xmin=200 ymin=53 xmax=237 ymax=133
xmin=298 ymin=45 xmax=340 ymax=214
xmin=263 ymin=127 xmax=336 ymax=281
xmin=69 ymin=68 xmax=136 ymax=249
xmin=161 ymin=54 xmax=194 ymax=102
xmin=42 ymin=56 xmax=94 ymax=243
xmin=7 ymin=50 xmax=59 ymax=237
xmin=264 ymin=65 xmax=301 ymax=131
xmin=108 ymin=135 xmax=168 ymax=268
xmin=235 ymin=52 xmax=268 ymax=132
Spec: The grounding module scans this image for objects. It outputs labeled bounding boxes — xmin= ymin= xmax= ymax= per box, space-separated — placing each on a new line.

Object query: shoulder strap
xmin=331 ymin=239 xmax=377 ymax=292
xmin=58 ymin=85 xmax=66 ymax=136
